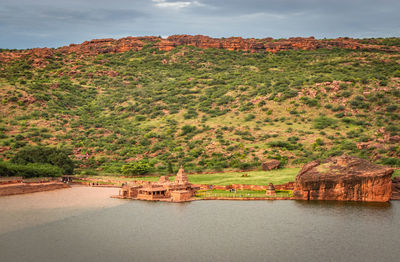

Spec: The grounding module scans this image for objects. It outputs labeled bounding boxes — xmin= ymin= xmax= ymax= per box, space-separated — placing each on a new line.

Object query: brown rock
xmin=261 ymin=160 xmax=281 ymax=171
xmin=293 ymin=155 xmax=393 ymax=202
xmin=389 ymin=135 xmax=400 ymax=143
xmin=392 ymin=177 xmax=400 ymax=200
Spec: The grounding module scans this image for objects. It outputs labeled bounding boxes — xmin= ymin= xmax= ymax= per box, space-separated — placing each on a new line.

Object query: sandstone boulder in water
xmin=293 ymin=155 xmax=393 ymax=202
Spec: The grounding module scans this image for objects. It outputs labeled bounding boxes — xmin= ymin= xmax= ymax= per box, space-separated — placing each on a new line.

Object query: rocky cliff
xmin=293 ymin=155 xmax=393 ymax=202
xmin=392 ymin=177 xmax=400 ymax=200
xmin=1 ymin=35 xmax=398 ymax=67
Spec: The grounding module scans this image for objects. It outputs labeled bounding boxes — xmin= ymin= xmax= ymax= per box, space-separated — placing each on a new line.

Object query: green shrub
xmin=313 ymin=116 xmax=336 ymax=129
xmin=386 ymin=105 xmax=398 ymax=112
xmin=268 ymin=140 xmax=298 ymax=150
xmin=0 ymin=161 xmax=63 ymax=178
xmin=381 ymin=157 xmax=400 ymax=167
xmin=350 ymin=96 xmax=369 ymax=109
xmin=181 ymin=125 xmax=196 ymax=135
xmin=121 ymin=161 xmax=151 ymax=176
xmin=244 ymin=114 xmax=255 ymax=121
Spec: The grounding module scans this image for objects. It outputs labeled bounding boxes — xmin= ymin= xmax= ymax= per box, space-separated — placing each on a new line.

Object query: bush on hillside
xmin=313 ymin=116 xmax=336 ymax=129
xmin=381 ymin=157 xmax=400 ymax=167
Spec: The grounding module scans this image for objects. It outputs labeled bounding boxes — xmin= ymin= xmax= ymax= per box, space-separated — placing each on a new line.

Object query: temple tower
xmin=174 ymin=165 xmax=189 ymax=184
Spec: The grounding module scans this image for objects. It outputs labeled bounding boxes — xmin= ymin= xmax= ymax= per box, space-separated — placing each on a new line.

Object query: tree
xmin=11 ymin=146 xmax=74 ymax=174
xmin=121 ymin=161 xmax=151 ymax=176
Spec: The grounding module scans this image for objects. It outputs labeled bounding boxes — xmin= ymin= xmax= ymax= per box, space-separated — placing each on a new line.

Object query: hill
xmin=0 ymin=35 xmax=400 ymax=175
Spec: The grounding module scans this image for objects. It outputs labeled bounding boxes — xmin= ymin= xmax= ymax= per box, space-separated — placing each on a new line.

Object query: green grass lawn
xmin=186 ymin=168 xmax=300 ymax=185
xmin=77 ymin=167 xmax=399 ymax=186
xmin=78 ymin=168 xmax=300 ymax=186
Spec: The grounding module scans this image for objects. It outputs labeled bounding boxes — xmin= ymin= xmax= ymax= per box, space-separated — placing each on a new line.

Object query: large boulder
xmin=293 ymin=155 xmax=393 ymax=202
xmin=261 ymin=160 xmax=281 ymax=171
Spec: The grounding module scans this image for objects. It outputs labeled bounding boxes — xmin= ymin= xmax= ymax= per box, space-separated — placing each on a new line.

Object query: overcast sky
xmin=1 ymin=0 xmax=399 ymax=49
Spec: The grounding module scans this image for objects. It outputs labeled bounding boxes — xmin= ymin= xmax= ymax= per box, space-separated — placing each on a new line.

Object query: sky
xmin=1 ymin=0 xmax=400 ymax=49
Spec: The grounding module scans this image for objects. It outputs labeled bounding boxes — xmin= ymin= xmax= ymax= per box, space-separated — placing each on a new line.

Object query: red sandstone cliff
xmin=1 ymin=35 xmax=399 ymax=67
xmin=293 ymin=155 xmax=393 ymax=202
xmin=392 ymin=177 xmax=400 ymax=200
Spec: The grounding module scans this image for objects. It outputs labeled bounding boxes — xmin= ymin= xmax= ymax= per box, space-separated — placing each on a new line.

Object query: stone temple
xmin=118 ymin=166 xmax=198 ymax=202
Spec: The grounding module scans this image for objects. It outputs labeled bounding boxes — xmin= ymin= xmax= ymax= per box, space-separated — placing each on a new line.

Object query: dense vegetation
xmin=11 ymin=146 xmax=74 ymax=174
xmin=0 ymin=161 xmax=63 ymax=178
xmin=1 ymin=40 xmax=400 ymax=175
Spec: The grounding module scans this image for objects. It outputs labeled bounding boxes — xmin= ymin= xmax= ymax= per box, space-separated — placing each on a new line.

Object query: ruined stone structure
xmin=118 ymin=166 xmax=198 ymax=202
xmin=266 ymin=183 xmax=276 ymax=196
xmin=293 ymin=155 xmax=393 ymax=202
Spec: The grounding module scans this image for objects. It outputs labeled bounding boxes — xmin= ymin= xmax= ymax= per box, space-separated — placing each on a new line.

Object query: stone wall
xmin=0 ymin=182 xmax=70 ymax=196
xmin=192 ymin=182 xmax=294 ymax=191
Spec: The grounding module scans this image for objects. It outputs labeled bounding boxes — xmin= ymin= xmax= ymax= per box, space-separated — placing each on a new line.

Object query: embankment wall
xmin=0 ymin=182 xmax=70 ymax=196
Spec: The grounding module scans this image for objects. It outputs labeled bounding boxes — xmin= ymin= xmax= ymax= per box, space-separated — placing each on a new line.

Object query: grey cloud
xmin=0 ymin=0 xmax=399 ymax=49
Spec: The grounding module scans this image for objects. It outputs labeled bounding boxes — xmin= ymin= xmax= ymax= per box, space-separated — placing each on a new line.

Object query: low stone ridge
xmin=293 ymin=155 xmax=393 ymax=202
xmin=2 ymin=35 xmax=399 ymax=67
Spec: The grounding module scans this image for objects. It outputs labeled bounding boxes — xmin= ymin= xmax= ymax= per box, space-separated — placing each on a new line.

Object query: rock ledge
xmin=293 ymin=155 xmax=393 ymax=202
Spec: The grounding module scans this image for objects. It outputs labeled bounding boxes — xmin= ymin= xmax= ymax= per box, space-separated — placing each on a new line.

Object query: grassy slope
xmin=0 ymin=42 xmax=400 ymax=174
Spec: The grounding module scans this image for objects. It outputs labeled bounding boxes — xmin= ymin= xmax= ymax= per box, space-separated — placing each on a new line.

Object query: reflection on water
xmin=0 ymin=186 xmax=122 ymax=234
xmin=294 ymin=200 xmax=392 ymax=209
xmin=0 ymin=187 xmax=399 ymax=262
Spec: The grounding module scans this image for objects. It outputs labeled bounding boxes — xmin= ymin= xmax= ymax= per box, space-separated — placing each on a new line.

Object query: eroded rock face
xmin=293 ymin=155 xmax=393 ymax=202
xmin=392 ymin=177 xmax=400 ymax=200
xmin=2 ymin=35 xmax=399 ymax=67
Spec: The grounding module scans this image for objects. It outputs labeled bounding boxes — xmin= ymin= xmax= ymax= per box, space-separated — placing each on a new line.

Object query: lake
xmin=0 ymin=186 xmax=399 ymax=262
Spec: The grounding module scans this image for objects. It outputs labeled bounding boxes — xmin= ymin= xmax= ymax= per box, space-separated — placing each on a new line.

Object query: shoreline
xmin=1 ymin=183 xmax=397 ymax=202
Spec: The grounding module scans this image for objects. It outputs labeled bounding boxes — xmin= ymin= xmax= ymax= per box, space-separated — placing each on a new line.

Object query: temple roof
xmin=139 ymin=187 xmax=167 ymax=192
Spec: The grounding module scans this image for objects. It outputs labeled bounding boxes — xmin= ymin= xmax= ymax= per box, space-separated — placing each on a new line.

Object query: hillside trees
xmin=11 ymin=146 xmax=74 ymax=174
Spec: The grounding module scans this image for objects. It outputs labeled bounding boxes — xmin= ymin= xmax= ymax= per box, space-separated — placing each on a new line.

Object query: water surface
xmin=0 ymin=186 xmax=399 ymax=262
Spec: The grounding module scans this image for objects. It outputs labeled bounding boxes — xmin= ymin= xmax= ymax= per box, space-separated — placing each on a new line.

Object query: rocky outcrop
xmin=293 ymin=155 xmax=393 ymax=202
xmin=392 ymin=177 xmax=400 ymax=200
xmin=261 ymin=159 xmax=281 ymax=171
xmin=2 ymin=35 xmax=399 ymax=67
